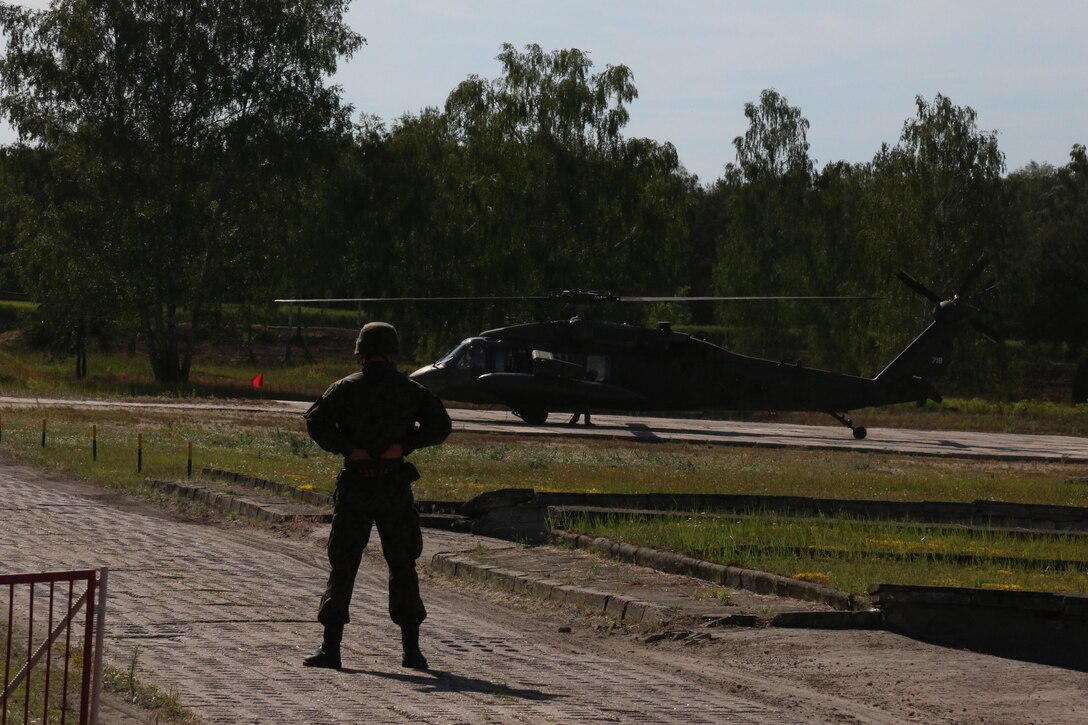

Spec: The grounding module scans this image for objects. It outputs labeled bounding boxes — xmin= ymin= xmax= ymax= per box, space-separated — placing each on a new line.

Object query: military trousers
xmin=317 ymin=468 xmax=427 ymax=628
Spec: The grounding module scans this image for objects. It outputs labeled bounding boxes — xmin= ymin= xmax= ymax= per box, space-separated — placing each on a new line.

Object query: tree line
xmin=0 ymin=3 xmax=1084 ymax=400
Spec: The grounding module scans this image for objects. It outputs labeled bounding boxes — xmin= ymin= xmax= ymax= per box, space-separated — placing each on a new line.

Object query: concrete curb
xmin=551 ymin=529 xmax=866 ymax=611
xmin=201 ymin=467 xmax=332 ymax=506
xmin=704 ymin=610 xmax=885 ymax=630
xmin=151 ymin=471 xmax=464 ymax=529
xmin=542 ymin=493 xmax=1088 ymax=533
xmin=429 ymin=552 xmax=674 ymax=626
xmin=146 ymin=479 xmax=332 ymax=524
xmin=429 ymin=549 xmax=883 ymax=630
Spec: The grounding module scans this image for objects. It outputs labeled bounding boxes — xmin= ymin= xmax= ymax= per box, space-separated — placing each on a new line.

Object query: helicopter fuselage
xmin=408 ymin=317 xmax=931 ymax=430
xmin=282 ymin=257 xmax=991 ymax=437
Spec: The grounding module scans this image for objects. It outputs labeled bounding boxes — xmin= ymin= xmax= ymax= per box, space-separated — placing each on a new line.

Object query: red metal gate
xmin=0 ymin=569 xmax=107 ymax=725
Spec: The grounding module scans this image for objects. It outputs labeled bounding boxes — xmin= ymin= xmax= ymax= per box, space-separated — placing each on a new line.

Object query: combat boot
xmin=303 ymin=623 xmax=343 ymax=670
xmin=401 ymin=624 xmax=428 ymax=669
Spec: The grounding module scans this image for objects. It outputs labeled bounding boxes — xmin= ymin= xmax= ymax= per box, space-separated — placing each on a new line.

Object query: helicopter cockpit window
xmin=494 ymin=349 xmax=507 ymax=372
xmin=457 ymin=344 xmax=487 ymax=371
xmin=508 ymin=349 xmax=530 ymax=373
xmin=436 ymin=341 xmax=470 ymax=367
xmin=586 ymin=355 xmax=609 ymax=382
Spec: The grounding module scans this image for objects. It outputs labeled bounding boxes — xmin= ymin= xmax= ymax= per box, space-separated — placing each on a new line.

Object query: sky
xmin=6 ymin=1 xmax=1087 ymax=183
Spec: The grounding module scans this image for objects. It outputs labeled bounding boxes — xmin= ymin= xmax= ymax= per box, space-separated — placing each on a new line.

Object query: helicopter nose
xmin=409 ymin=365 xmax=445 ymax=394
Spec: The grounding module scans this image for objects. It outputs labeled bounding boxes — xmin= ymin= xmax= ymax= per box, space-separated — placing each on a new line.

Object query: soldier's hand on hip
xmin=348 ymin=448 xmax=371 ymax=461
xmin=381 ymin=443 xmax=404 ymax=459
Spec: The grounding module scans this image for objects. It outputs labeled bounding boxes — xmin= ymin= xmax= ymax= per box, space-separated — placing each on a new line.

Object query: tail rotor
xmin=898 ymin=254 xmax=1002 ymax=342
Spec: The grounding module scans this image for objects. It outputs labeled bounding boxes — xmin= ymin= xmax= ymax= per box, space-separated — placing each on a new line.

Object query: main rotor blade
xmin=616 ymin=295 xmax=881 ymax=302
xmin=896 ymin=271 xmax=943 ymax=303
xmin=274 ymin=296 xmax=552 ymax=304
xmin=276 ymin=294 xmax=881 ymax=305
xmin=955 ymin=253 xmax=991 ymax=295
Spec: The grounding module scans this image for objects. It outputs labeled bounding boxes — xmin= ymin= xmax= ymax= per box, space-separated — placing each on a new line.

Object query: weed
xmin=699 ymin=588 xmax=733 ymax=606
xmin=102 ymin=647 xmax=201 ymax=724
xmin=754 ymin=607 xmax=776 ymax=626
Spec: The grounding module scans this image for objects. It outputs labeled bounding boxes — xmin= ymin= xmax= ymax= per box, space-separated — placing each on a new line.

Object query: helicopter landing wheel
xmin=514 ymin=406 xmax=548 ymax=425
xmin=828 ymin=411 xmax=866 ymax=440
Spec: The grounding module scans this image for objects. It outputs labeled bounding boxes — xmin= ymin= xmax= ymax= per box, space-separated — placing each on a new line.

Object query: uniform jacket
xmin=305 ymin=361 xmax=451 ymax=462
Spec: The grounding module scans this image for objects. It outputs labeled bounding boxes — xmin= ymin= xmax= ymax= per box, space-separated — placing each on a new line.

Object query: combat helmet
xmin=355 ymin=321 xmax=399 ymax=357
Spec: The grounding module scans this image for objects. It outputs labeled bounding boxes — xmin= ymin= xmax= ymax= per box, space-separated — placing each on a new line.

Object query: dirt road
xmin=2 ymin=462 xmax=1086 ymax=724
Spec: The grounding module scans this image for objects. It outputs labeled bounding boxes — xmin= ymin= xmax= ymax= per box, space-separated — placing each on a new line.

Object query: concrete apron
xmin=164 ymin=474 xmax=1088 ymax=671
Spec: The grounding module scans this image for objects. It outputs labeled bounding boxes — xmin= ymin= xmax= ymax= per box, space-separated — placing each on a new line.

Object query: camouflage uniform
xmin=304 ymin=326 xmax=450 ymax=668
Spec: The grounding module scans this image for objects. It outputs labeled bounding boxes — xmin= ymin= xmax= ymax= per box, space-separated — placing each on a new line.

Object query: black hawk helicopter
xmin=278 ymin=256 xmax=998 ymax=439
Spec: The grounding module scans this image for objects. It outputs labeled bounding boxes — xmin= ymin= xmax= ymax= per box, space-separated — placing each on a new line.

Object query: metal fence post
xmin=90 ymin=568 xmax=108 ymax=725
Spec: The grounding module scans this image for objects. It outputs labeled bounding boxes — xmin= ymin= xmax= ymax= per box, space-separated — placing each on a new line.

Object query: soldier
xmin=302 ymin=322 xmax=452 ymax=670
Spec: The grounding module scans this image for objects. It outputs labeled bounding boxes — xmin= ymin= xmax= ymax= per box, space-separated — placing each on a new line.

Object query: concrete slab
xmin=430 ymin=541 xmax=842 ymax=630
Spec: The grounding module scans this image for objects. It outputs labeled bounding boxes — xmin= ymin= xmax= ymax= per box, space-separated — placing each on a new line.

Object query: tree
xmin=3 ymin=143 xmax=116 ymax=377
xmin=862 ymin=94 xmax=1005 ymax=283
xmin=732 ymin=88 xmax=814 ymax=184
xmin=713 ymin=89 xmax=818 ymax=358
xmin=856 ymin=94 xmax=1007 ymax=386
xmin=1013 ymin=145 xmax=1088 ymax=400
xmin=0 ymin=146 xmax=31 ymax=293
xmin=0 ymin=0 xmax=363 ymax=381
xmin=440 ymin=43 xmax=692 ymax=293
xmin=360 ymin=42 xmax=694 ymax=356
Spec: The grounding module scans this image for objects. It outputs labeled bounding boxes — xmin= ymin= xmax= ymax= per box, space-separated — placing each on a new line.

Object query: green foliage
xmin=712 ymin=89 xmax=857 ymax=362
xmin=732 ymin=88 xmax=815 ymax=183
xmin=852 ymin=94 xmax=1007 ymax=376
xmin=0 ymin=12 xmax=1085 ymax=401
xmin=1009 ymin=145 xmax=1088 ymax=353
xmin=0 ymin=300 xmax=31 ymax=332
xmin=435 ymin=42 xmax=693 ymax=293
xmin=2 ymin=403 xmax=1086 ymax=599
xmin=0 ymin=0 xmax=363 ymax=382
xmin=102 ymin=648 xmax=201 ymax=724
xmin=562 ymin=512 xmax=1088 ymax=595
xmin=0 ymin=629 xmax=94 ymax=724
xmin=309 ymin=42 xmax=697 ymax=349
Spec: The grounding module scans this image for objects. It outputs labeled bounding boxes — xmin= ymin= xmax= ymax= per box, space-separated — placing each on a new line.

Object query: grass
xmin=0 ymin=639 xmax=199 ymax=724
xmin=1 ymin=405 xmax=1086 ymax=507
xmin=0 ymin=626 xmax=91 ymax=725
xmin=776 ymin=398 xmax=1088 ymax=436
xmin=557 ymin=512 xmax=1088 ymax=596
xmin=0 ymin=344 xmax=352 ymax=401
xmin=101 ymin=647 xmax=201 ymax=724
xmin=426 ymin=437 xmax=1088 ymax=507
xmin=0 ymin=396 xmax=1086 ymax=598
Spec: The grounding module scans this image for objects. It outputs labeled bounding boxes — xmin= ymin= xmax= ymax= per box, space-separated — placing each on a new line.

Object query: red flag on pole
xmin=251 ymin=372 xmax=264 ymax=390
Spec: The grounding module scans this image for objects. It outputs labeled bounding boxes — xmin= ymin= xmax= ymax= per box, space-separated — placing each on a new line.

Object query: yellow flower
xmin=792 ymin=572 xmax=833 ymax=585
xmin=932 ymin=578 xmax=962 ymax=587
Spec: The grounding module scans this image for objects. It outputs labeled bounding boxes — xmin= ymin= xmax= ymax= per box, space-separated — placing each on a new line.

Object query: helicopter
xmin=277 ymin=256 xmax=998 ymax=439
